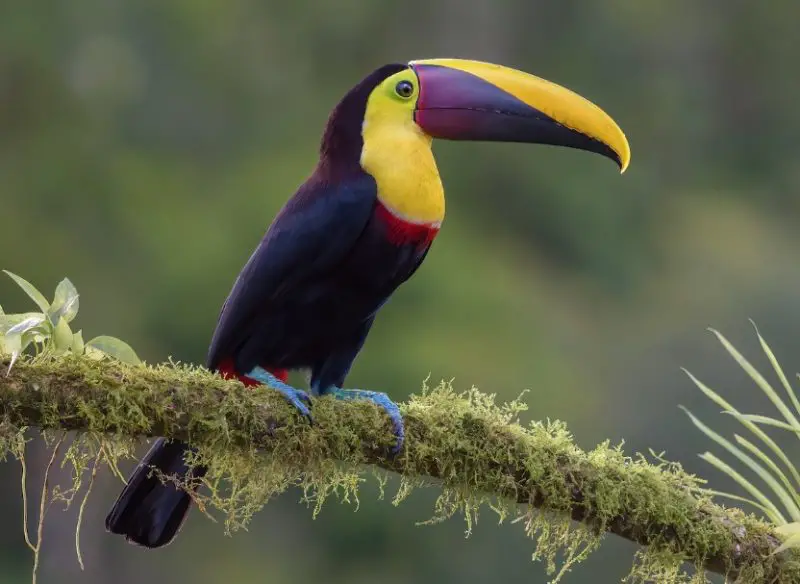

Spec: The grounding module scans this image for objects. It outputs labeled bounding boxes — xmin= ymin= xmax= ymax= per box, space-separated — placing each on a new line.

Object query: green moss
xmin=0 ymin=354 xmax=798 ymax=583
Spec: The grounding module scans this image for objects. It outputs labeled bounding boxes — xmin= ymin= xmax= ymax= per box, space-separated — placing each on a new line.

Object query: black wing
xmin=206 ymin=173 xmax=377 ymax=370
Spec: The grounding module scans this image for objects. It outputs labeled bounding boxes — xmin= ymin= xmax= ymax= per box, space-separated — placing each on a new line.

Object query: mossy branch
xmin=0 ymin=355 xmax=798 ymax=583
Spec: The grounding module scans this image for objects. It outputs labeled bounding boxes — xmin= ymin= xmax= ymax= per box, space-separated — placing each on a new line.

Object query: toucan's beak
xmin=410 ymin=58 xmax=631 ymax=173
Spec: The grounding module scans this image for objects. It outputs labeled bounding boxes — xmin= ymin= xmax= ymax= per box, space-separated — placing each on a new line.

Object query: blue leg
xmin=324 ymin=387 xmax=405 ymax=455
xmin=247 ymin=366 xmax=312 ymax=421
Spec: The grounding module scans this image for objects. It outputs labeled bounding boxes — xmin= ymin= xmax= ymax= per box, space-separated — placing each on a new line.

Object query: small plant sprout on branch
xmin=1 ymin=270 xmax=141 ymax=369
xmin=683 ymin=324 xmax=800 ymax=556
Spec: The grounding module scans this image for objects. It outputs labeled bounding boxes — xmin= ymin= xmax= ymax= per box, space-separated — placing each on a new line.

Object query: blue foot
xmin=248 ymin=367 xmax=312 ymax=421
xmin=328 ymin=388 xmax=405 ymax=455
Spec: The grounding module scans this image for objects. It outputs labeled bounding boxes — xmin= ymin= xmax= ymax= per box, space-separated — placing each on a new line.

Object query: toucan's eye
xmin=395 ymin=80 xmax=414 ymax=98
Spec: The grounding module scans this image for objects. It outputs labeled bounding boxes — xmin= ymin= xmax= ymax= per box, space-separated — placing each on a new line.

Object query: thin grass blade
xmin=735 ymin=434 xmax=800 ymax=516
xmin=751 ymin=321 xmax=800 ymax=420
xmin=683 ymin=407 xmax=798 ymax=520
xmin=3 ymin=271 xmax=50 ymax=313
xmin=703 ymin=489 xmax=778 ymax=519
xmin=710 ymin=328 xmax=800 ymax=428
xmin=730 ymin=414 xmax=799 ymax=433
xmin=699 ymin=452 xmax=785 ymax=524
xmin=683 ymin=369 xmax=800 ymax=489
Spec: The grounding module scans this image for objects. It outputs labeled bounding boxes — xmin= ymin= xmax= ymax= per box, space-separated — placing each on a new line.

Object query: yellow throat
xmin=359 ymin=73 xmax=445 ymax=225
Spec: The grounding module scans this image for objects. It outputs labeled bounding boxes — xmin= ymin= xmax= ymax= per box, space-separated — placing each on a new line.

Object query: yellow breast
xmin=360 ymin=119 xmax=445 ymax=225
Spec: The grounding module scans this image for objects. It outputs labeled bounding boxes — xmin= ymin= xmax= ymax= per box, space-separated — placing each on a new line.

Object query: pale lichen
xmin=0 ymin=354 xmax=798 ymax=583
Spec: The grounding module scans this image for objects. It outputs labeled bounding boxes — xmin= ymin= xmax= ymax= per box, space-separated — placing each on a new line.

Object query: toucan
xmin=105 ymin=58 xmax=630 ymax=548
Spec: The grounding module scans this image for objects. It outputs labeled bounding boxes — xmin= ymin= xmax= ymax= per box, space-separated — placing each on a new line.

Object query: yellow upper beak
xmin=410 ymin=58 xmax=631 ymax=173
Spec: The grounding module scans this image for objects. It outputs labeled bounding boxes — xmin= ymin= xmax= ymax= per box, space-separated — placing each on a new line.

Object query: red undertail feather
xmin=217 ymin=358 xmax=288 ymax=385
xmin=375 ymin=201 xmax=439 ymax=247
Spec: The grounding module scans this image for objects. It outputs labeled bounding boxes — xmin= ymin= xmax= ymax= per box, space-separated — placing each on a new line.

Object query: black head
xmin=318 ymin=63 xmax=408 ymax=176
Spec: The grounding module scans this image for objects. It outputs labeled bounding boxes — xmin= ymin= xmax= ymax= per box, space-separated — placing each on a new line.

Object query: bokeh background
xmin=2 ymin=1 xmax=800 ymax=582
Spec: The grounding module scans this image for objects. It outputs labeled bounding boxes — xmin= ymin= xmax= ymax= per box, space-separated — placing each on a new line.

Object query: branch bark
xmin=0 ymin=355 xmax=796 ymax=583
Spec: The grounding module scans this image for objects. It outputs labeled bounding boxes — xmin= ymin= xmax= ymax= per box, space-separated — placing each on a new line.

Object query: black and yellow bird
xmin=106 ymin=58 xmax=630 ymax=548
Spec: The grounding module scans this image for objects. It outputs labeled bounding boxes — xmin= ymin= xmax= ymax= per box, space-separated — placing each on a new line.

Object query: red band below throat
xmin=375 ymin=201 xmax=440 ymax=247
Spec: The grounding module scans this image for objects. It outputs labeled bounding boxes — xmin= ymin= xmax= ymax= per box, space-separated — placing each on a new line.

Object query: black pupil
xmin=396 ymin=81 xmax=413 ymax=97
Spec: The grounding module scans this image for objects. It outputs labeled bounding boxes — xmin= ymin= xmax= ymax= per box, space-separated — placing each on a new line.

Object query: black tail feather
xmin=105 ymin=438 xmax=207 ymax=548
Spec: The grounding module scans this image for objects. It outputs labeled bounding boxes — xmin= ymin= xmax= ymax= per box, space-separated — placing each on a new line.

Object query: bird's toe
xmin=248 ymin=366 xmax=314 ymax=422
xmin=328 ymin=388 xmax=404 ymax=455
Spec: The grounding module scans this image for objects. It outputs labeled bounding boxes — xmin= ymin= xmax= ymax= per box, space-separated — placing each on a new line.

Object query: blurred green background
xmin=2 ymin=1 xmax=800 ymax=582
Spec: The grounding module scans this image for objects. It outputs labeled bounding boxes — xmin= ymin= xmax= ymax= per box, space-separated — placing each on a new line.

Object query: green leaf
xmin=0 ymin=312 xmax=46 ymax=334
xmin=773 ymin=532 xmax=800 ymax=554
xmin=83 ymin=346 xmax=106 ymax=361
xmin=698 ymin=451 xmax=786 ymax=524
xmin=3 ymin=271 xmax=50 ymax=313
xmin=0 ymin=330 xmax=14 ymax=356
xmin=53 ymin=318 xmax=73 ymax=352
xmin=703 ymin=488 xmax=778 ymax=519
xmin=683 ymin=368 xmax=800 ymax=490
xmin=2 ymin=332 xmax=22 ymax=363
xmin=21 ymin=327 xmax=45 ymax=349
xmin=3 ymin=331 xmax=33 ymax=373
xmin=683 ymin=406 xmax=799 ymax=521
xmin=776 ymin=522 xmax=800 ymax=537
xmin=710 ymin=328 xmax=800 ymax=429
xmin=72 ymin=330 xmax=84 ymax=354
xmin=48 ymin=278 xmax=80 ymax=324
xmin=85 ymin=335 xmax=141 ymax=365
xmin=751 ymin=320 xmax=800 ymax=421
xmin=6 ymin=315 xmax=46 ymax=337
xmin=735 ymin=434 xmax=800 ymax=514
xmin=4 ymin=333 xmax=22 ymax=353
xmin=731 ymin=414 xmax=799 ymax=433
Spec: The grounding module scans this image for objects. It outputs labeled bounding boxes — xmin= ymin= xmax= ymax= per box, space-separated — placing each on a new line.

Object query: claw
xmin=248 ymin=366 xmax=313 ymax=421
xmin=327 ymin=388 xmax=405 ymax=455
